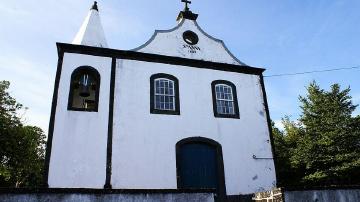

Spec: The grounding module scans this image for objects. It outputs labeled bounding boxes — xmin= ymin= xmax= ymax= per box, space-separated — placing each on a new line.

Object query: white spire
xmin=72 ymin=2 xmax=108 ymax=48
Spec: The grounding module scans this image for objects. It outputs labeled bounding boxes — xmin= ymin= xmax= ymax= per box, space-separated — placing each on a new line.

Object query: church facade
xmin=44 ymin=1 xmax=277 ymax=199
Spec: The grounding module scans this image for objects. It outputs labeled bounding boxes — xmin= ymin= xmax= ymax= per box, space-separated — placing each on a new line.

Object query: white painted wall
xmin=135 ymin=19 xmax=244 ymax=65
xmin=111 ymin=59 xmax=276 ymax=195
xmin=48 ymin=53 xmax=112 ymax=188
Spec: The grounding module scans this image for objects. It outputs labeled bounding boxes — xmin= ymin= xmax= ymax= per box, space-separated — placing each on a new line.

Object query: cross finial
xmin=182 ymin=0 xmax=191 ymax=11
xmin=91 ymin=1 xmax=98 ymax=11
xmin=177 ymin=0 xmax=198 ymax=21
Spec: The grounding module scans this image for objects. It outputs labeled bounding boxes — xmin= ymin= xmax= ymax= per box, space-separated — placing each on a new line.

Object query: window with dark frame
xmin=150 ymin=73 xmax=180 ymax=115
xmin=68 ymin=66 xmax=100 ymax=112
xmin=211 ymin=80 xmax=239 ymax=119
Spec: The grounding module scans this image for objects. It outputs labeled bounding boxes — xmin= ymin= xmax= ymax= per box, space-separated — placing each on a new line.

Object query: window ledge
xmin=151 ymin=109 xmax=180 ymax=115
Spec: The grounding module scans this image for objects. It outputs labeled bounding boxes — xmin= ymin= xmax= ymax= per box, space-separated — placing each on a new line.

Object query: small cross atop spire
xmin=177 ymin=0 xmax=198 ymax=21
xmin=91 ymin=1 xmax=98 ymax=11
xmin=182 ymin=0 xmax=191 ymax=11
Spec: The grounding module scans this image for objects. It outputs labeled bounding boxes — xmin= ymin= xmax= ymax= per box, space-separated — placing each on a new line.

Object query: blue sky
xmin=0 ymin=0 xmax=359 ymax=132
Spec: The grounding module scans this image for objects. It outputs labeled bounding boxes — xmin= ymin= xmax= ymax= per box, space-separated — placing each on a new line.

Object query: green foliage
xmin=0 ymin=81 xmax=46 ymax=188
xmin=273 ymin=81 xmax=360 ymax=186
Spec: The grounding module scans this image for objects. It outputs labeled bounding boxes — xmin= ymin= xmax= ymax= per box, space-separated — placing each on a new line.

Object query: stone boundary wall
xmin=283 ymin=189 xmax=360 ymax=202
xmin=0 ymin=188 xmax=215 ymax=202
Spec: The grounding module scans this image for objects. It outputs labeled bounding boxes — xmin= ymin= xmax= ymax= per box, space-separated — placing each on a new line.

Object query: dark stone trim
xmin=104 ymin=58 xmax=116 ymax=189
xmin=211 ymin=80 xmax=240 ymax=119
xmin=150 ymin=73 xmax=180 ymax=115
xmin=0 ymin=188 xmax=215 ymax=194
xmin=43 ymin=51 xmax=64 ymax=187
xmin=57 ymin=43 xmax=264 ymax=76
xmin=67 ymin=66 xmax=100 ymax=112
xmin=176 ymin=137 xmax=227 ymax=201
xmin=226 ymin=194 xmax=253 ymax=202
xmin=259 ymin=75 xmax=279 ymax=185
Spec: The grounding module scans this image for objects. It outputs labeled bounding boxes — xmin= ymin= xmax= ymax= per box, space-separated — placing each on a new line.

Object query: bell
xmin=79 ymin=74 xmax=91 ymax=97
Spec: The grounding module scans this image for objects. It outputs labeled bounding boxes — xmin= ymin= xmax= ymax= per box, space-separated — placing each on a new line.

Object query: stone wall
xmin=0 ymin=188 xmax=214 ymax=202
xmin=283 ymin=188 xmax=360 ymax=202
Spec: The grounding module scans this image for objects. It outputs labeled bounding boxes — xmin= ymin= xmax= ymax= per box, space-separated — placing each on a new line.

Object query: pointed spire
xmin=72 ymin=1 xmax=108 ymax=48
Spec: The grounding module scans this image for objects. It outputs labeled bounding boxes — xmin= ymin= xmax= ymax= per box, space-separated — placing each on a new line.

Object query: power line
xmin=264 ymin=65 xmax=360 ymax=78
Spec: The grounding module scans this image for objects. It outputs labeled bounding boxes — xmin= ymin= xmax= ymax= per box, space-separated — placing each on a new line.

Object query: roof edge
xmin=56 ymin=42 xmax=265 ymax=75
xmin=131 ymin=19 xmax=246 ymax=65
xmin=131 ymin=19 xmax=186 ymax=51
xmin=193 ymin=21 xmax=246 ymax=66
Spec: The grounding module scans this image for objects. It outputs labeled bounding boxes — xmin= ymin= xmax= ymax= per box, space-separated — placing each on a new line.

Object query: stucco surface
xmin=48 ymin=53 xmax=112 ymax=188
xmin=135 ymin=19 xmax=244 ymax=65
xmin=72 ymin=8 xmax=108 ymax=48
xmin=111 ymin=59 xmax=276 ymax=195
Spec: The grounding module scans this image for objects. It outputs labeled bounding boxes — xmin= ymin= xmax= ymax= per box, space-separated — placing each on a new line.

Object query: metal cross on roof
xmin=182 ymin=0 xmax=191 ymax=11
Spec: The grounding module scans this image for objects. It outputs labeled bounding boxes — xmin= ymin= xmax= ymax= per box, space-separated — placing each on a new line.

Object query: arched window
xmin=211 ymin=80 xmax=239 ymax=118
xmin=150 ymin=73 xmax=180 ymax=115
xmin=176 ymin=137 xmax=226 ymax=200
xmin=68 ymin=66 xmax=100 ymax=112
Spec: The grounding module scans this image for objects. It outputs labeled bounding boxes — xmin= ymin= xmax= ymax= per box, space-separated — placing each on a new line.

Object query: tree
xmin=297 ymin=82 xmax=360 ymax=185
xmin=273 ymin=81 xmax=360 ymax=186
xmin=272 ymin=118 xmax=306 ymax=186
xmin=0 ymin=80 xmax=46 ymax=188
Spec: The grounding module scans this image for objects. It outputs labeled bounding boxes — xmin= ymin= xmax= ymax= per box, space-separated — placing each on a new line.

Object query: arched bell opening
xmin=68 ymin=66 xmax=100 ymax=112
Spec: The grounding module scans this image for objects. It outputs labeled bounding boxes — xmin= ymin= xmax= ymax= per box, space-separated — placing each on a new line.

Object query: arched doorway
xmin=176 ymin=137 xmax=226 ymax=199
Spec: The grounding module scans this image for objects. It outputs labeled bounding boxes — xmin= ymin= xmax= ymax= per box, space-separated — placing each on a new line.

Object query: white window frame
xmin=154 ymin=78 xmax=176 ymax=111
xmin=215 ymin=84 xmax=235 ymax=115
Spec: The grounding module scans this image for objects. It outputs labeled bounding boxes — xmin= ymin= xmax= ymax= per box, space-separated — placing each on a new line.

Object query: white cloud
xmin=273 ymin=120 xmax=284 ymax=131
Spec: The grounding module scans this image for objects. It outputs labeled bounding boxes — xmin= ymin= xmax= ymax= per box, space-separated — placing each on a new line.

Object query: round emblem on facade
xmin=183 ymin=30 xmax=199 ymax=45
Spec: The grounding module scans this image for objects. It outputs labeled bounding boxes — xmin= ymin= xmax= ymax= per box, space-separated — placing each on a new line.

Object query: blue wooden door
xmin=177 ymin=143 xmax=219 ymax=190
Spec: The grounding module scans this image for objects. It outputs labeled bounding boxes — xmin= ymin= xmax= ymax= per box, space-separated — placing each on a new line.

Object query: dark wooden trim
xmin=43 ymin=51 xmax=64 ymax=187
xmin=104 ymin=58 xmax=116 ymax=189
xmin=211 ymin=80 xmax=240 ymax=119
xmin=56 ymin=43 xmax=265 ymax=76
xmin=150 ymin=73 xmax=180 ymax=115
xmin=67 ymin=66 xmax=100 ymax=112
xmin=0 ymin=188 xmax=216 ymax=194
xmin=176 ymin=137 xmax=226 ymax=201
xmin=259 ymin=75 xmax=279 ymax=185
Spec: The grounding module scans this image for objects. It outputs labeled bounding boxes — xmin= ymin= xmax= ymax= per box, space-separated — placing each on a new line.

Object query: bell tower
xmin=44 ymin=2 xmax=113 ymax=188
